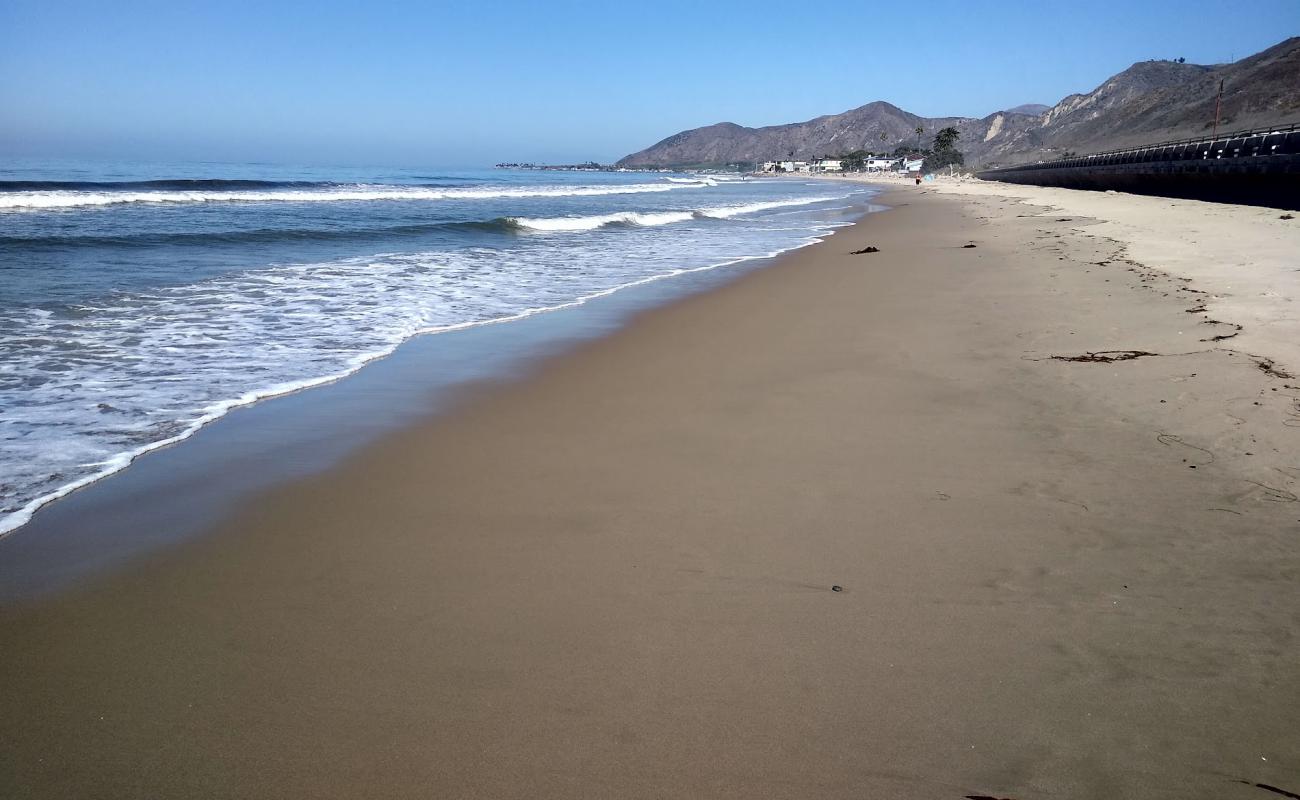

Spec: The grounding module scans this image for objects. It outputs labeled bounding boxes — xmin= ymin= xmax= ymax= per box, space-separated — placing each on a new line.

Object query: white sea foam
xmin=510 ymin=195 xmax=847 ymax=233
xmin=512 ymin=211 xmax=696 ymax=231
xmin=698 ymin=196 xmax=844 ymax=218
xmin=0 ymin=178 xmax=872 ymax=538
xmin=0 ymin=181 xmax=714 ymax=211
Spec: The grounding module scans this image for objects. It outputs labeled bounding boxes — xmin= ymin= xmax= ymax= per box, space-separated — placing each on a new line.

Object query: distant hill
xmin=616 ymin=37 xmax=1300 ymax=169
xmin=615 ymin=101 xmax=973 ymax=169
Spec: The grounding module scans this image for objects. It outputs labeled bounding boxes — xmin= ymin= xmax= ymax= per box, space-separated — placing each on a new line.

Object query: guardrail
xmin=980 ymin=122 xmax=1300 ymax=175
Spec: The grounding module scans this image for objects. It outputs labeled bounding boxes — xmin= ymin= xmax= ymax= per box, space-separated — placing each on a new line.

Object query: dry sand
xmin=849 ymin=173 xmax=1300 ymax=373
xmin=2 ymin=188 xmax=1298 ymax=799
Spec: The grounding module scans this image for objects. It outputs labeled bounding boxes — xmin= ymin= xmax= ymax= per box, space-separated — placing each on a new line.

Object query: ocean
xmin=0 ymin=160 xmax=877 ymax=537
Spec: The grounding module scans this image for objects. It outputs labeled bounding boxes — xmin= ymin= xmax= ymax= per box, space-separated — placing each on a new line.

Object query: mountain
xmin=616 ymin=101 xmax=973 ymax=168
xmin=616 ymin=37 xmax=1300 ymax=169
xmin=1004 ymin=104 xmax=1050 ymax=116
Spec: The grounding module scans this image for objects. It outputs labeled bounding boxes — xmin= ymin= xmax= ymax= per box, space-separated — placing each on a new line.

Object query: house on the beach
xmin=758 ymin=160 xmax=811 ymax=173
xmin=809 ymin=158 xmax=842 ymax=173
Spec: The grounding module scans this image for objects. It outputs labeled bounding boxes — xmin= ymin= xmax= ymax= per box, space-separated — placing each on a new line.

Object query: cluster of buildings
xmin=758 ymin=156 xmax=923 ymax=174
xmin=758 ymin=158 xmax=844 ymax=173
xmin=758 ymin=158 xmax=845 ymax=173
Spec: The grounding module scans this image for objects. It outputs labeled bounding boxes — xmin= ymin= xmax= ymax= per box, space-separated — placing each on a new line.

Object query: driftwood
xmin=1051 ymin=350 xmax=1157 ymax=363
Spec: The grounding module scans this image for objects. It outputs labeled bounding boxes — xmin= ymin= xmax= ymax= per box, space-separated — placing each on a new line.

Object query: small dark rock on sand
xmin=962 ymin=243 xmax=977 ymax=248
xmin=851 ymin=247 xmax=880 ymax=254
xmin=831 ymin=585 xmax=843 ymax=592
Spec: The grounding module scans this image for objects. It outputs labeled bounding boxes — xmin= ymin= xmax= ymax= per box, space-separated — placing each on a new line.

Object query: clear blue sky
xmin=2 ymin=0 xmax=1296 ymax=167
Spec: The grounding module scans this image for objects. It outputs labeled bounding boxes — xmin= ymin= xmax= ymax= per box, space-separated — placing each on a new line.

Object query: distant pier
xmin=977 ymin=123 xmax=1300 ymax=209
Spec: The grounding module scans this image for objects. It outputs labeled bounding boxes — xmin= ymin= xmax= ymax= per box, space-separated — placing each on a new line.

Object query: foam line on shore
xmin=0 ymin=218 xmax=855 ymax=539
xmin=509 ymin=195 xmax=851 ymax=232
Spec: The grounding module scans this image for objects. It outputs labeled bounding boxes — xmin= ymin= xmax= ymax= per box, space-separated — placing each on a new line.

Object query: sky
xmin=2 ymin=0 xmax=1296 ymax=168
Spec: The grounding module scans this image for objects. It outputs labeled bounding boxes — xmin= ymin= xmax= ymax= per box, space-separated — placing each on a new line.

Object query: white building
xmin=865 ymin=157 xmax=900 ymax=171
xmin=809 ymin=158 xmax=842 ymax=173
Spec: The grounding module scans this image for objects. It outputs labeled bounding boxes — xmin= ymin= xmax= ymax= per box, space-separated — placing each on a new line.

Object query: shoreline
xmin=0 ymin=175 xmax=870 ymax=551
xmin=0 ymin=197 xmax=876 ymax=600
xmin=3 ymin=188 xmax=1298 ymax=797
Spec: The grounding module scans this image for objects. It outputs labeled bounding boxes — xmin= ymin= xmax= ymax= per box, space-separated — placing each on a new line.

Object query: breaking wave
xmin=0 ymin=180 xmax=716 ymax=211
xmin=509 ymin=195 xmax=846 ymax=232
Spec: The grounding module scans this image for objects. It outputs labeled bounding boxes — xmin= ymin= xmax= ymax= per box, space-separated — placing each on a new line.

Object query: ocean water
xmin=0 ymin=159 xmax=875 ymax=537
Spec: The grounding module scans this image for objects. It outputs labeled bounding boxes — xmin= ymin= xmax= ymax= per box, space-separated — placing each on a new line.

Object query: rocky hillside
xmin=616 ymin=37 xmax=1300 ymax=169
xmin=1004 ymin=104 xmax=1051 ymax=116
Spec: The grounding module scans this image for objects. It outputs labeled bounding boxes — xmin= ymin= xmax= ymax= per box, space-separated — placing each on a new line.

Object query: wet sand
xmin=2 ymin=189 xmax=1298 ymax=799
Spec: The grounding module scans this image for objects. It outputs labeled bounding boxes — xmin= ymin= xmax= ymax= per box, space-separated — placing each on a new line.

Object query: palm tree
xmin=914 ymin=126 xmax=924 ymax=152
xmin=933 ymin=126 xmax=960 ymax=151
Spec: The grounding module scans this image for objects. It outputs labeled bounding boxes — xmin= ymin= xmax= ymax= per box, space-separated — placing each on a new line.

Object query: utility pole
xmin=1212 ymin=79 xmax=1224 ymax=138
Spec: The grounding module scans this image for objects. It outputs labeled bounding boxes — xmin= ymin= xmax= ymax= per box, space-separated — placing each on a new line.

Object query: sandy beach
xmin=2 ymin=186 xmax=1299 ymax=798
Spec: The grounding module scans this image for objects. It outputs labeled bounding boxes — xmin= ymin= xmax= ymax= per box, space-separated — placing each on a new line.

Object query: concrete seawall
xmin=978 ymin=124 xmax=1300 ymax=209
